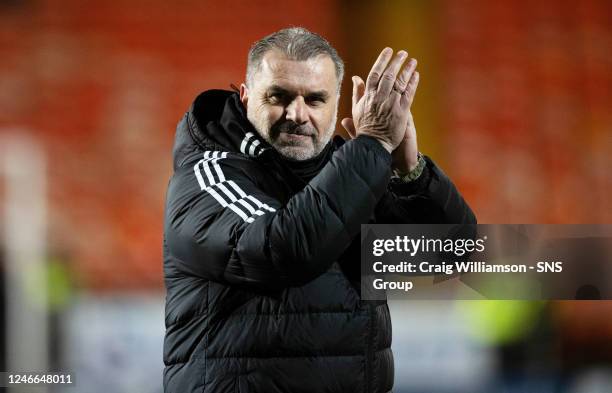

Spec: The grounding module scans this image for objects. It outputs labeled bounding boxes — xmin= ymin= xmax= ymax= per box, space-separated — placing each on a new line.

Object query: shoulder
xmin=167 ymin=150 xmax=271 ymax=216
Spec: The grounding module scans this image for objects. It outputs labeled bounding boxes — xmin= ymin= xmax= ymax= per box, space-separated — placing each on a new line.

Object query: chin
xmin=275 ymin=144 xmax=317 ymax=161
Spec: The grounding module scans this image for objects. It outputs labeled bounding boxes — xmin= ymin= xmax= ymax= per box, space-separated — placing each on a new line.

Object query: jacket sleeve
xmin=374 ymin=155 xmax=477 ymax=224
xmin=164 ymin=136 xmax=392 ymax=290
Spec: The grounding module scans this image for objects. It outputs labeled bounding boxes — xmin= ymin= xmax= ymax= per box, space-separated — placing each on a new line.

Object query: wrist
xmin=400 ymin=156 xmax=419 ymax=172
xmin=355 ymin=131 xmax=394 ymax=153
xmin=392 ymin=152 xmax=426 ymax=182
xmin=377 ymin=139 xmax=394 ymax=154
xmin=392 ymin=149 xmax=419 ymax=172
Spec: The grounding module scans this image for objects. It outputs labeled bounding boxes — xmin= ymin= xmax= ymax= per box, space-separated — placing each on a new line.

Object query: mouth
xmin=284 ymin=131 xmax=311 ymax=137
xmin=271 ymin=122 xmax=316 ymax=145
xmin=283 ymin=128 xmax=314 ymax=137
xmin=280 ymin=132 xmax=313 ymax=142
xmin=276 ymin=130 xmax=315 ymax=148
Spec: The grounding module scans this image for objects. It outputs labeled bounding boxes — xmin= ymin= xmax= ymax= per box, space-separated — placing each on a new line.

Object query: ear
xmin=239 ymin=83 xmax=249 ymax=108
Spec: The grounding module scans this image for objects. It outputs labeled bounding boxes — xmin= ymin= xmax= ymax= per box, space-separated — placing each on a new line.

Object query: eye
xmin=305 ymin=95 xmax=326 ymax=106
xmin=266 ymin=93 xmax=287 ymax=106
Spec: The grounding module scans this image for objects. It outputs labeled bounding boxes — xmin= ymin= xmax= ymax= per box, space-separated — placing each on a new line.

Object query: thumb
xmin=341 ymin=117 xmax=357 ymax=139
xmin=352 ymin=76 xmax=365 ymax=108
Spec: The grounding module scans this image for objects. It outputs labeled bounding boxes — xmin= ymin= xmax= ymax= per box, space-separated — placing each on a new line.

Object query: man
xmin=163 ymin=27 xmax=475 ymax=393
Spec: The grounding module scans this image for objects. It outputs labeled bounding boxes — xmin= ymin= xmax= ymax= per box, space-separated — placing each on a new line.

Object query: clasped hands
xmin=341 ymin=48 xmax=420 ymax=173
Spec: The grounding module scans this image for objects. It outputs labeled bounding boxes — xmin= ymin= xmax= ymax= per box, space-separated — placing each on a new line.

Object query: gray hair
xmin=246 ymin=27 xmax=344 ymax=90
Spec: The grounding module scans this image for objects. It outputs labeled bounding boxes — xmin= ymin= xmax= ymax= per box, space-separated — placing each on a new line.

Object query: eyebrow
xmin=267 ymin=85 xmax=330 ymax=100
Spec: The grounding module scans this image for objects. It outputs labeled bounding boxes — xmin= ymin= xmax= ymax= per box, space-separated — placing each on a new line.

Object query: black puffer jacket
xmin=163 ymin=90 xmax=476 ymax=393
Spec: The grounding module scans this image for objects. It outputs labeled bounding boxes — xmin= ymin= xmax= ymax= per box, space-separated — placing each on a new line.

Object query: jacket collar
xmin=187 ymin=89 xmax=270 ymax=157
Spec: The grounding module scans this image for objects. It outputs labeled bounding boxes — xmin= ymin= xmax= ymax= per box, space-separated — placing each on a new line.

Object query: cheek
xmin=267 ymin=107 xmax=284 ymax=124
xmin=255 ymin=104 xmax=283 ymax=126
xmin=311 ymin=107 xmax=336 ymax=134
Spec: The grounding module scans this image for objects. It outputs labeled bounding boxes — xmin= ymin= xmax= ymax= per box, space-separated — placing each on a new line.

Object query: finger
xmin=341 ymin=118 xmax=357 ymax=138
xmin=351 ymin=77 xmax=358 ymax=108
xmin=377 ymin=50 xmax=408 ymax=97
xmin=365 ymin=47 xmax=393 ymax=92
xmin=400 ymin=71 xmax=420 ymax=109
xmin=351 ymin=76 xmax=365 ymax=108
xmin=394 ymin=58 xmax=417 ymax=94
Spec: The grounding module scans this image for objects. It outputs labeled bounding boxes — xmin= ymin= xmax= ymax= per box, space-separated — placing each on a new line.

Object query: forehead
xmin=253 ymin=50 xmax=338 ymax=93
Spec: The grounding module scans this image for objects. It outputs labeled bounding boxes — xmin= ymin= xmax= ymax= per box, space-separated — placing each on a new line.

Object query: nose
xmin=285 ymin=96 xmax=308 ymax=125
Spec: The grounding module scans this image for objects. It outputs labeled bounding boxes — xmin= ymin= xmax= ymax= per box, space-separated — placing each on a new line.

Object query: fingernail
xmin=398 ymin=50 xmax=407 ymax=58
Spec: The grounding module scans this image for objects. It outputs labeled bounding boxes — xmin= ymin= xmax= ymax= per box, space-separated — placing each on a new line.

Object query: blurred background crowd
xmin=0 ymin=0 xmax=610 ymax=392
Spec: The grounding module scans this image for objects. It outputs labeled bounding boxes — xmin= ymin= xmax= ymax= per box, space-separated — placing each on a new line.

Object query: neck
xmin=279 ymin=141 xmax=334 ymax=183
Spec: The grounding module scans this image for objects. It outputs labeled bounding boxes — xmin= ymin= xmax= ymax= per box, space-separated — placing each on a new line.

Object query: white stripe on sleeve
xmin=193 ymin=151 xmax=276 ymax=223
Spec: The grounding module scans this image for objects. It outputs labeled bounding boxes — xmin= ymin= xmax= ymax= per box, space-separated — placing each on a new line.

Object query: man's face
xmin=240 ymin=50 xmax=339 ymax=161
